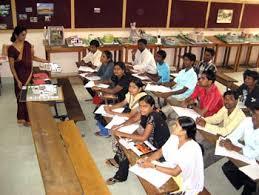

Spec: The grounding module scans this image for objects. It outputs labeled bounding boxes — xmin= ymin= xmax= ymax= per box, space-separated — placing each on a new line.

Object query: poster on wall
xmin=25 ymin=7 xmax=32 ymax=13
xmin=18 ymin=14 xmax=27 ymax=20
xmin=216 ymin=9 xmax=233 ymax=24
xmin=0 ymin=4 xmax=10 ymax=17
xmin=37 ymin=3 xmax=54 ymax=15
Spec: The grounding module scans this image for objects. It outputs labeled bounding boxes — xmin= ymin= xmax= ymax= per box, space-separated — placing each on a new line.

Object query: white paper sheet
xmin=118 ymin=123 xmax=139 ymax=134
xmin=129 ymin=161 xmax=172 ymax=188
xmin=84 ymin=81 xmax=109 ymax=88
xmin=85 ymin=76 xmax=101 ymax=81
xmin=105 ymin=115 xmax=127 ymax=129
xmin=132 ymin=74 xmax=151 ymax=81
xmin=172 ymin=106 xmax=200 ymax=120
xmin=215 ymin=139 xmax=257 ymax=165
xmin=145 ymin=83 xmax=173 ymax=93
xmin=239 ymin=164 xmax=259 ymax=180
xmin=94 ymin=105 xmax=124 ymax=117
xmin=78 ymin=66 xmax=96 ymax=72
xmin=119 ymin=138 xmax=133 ymax=149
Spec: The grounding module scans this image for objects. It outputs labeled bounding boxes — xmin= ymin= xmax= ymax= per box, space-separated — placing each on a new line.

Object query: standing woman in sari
xmin=8 ymin=26 xmax=48 ymax=126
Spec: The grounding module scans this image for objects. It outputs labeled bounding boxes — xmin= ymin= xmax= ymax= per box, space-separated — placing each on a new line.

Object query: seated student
xmin=86 ymin=50 xmax=114 ymax=97
xmin=182 ymin=70 xmax=223 ymax=117
xmin=196 ymin=90 xmax=246 ymax=136
xmin=154 ymin=50 xmax=170 ymax=83
xmin=93 ymin=62 xmax=131 ymax=102
xmin=132 ymin=39 xmax=157 ymax=74
xmin=104 ymin=77 xmax=146 ymax=118
xmin=77 ymin=39 xmax=102 ymax=69
xmin=236 ymin=69 xmax=259 ymax=109
xmin=137 ymin=116 xmax=204 ymax=195
xmin=106 ymin=95 xmax=170 ymax=185
xmin=160 ymin=52 xmax=198 ymax=104
xmin=194 ymin=47 xmax=216 ymax=78
xmin=220 ymin=106 xmax=259 ymax=195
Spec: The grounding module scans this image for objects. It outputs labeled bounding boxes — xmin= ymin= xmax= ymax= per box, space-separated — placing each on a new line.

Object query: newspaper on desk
xmin=129 ymin=161 xmax=172 ymax=188
xmin=39 ymin=63 xmax=62 ymax=73
xmin=84 ymin=81 xmax=109 ymax=89
xmin=172 ymin=106 xmax=217 ymax=135
xmin=78 ymin=66 xmax=96 ymax=73
xmin=215 ymin=138 xmax=257 ymax=165
xmin=145 ymin=83 xmax=173 ymax=93
xmin=26 ymin=84 xmax=60 ymax=101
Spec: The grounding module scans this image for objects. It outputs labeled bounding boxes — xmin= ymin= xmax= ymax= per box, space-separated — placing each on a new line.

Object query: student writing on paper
xmin=154 ymin=50 xmax=170 ymax=83
xmin=236 ymin=69 xmax=259 ymax=110
xmin=132 ymin=39 xmax=157 ymax=75
xmin=182 ymin=70 xmax=223 ymax=117
xmin=196 ymin=90 xmax=246 ymax=136
xmin=106 ymin=95 xmax=170 ymax=185
xmin=221 ymin=106 xmax=259 ymax=195
xmin=104 ymin=77 xmax=146 ymax=118
xmin=194 ymin=48 xmax=216 ymax=78
xmin=76 ymin=39 xmax=102 ymax=69
xmin=85 ymin=51 xmax=114 ymax=97
xmin=137 ymin=116 xmax=204 ymax=195
xmin=94 ymin=62 xmax=131 ymax=137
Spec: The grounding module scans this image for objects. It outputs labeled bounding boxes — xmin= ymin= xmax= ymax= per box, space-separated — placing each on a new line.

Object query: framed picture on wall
xmin=216 ymin=9 xmax=233 ymax=24
xmin=37 ymin=3 xmax=54 ymax=15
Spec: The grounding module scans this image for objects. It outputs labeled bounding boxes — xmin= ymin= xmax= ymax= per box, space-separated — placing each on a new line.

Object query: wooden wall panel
xmin=15 ymin=0 xmax=71 ymax=29
xmin=75 ymin=0 xmax=123 ymax=28
xmin=0 ymin=0 xmax=13 ymax=29
xmin=170 ymin=0 xmax=208 ymax=28
xmin=126 ymin=0 xmax=168 ymax=27
xmin=208 ymin=2 xmax=242 ymax=28
xmin=241 ymin=4 xmax=259 ymax=28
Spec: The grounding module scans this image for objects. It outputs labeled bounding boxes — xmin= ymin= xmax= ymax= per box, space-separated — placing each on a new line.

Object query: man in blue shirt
xmin=221 ymin=106 xmax=259 ymax=195
xmin=155 ymin=50 xmax=170 ymax=83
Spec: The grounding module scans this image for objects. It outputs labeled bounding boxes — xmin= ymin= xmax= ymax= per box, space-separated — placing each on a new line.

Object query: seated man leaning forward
xmin=220 ymin=105 xmax=259 ymax=195
xmin=196 ymin=90 xmax=246 ymax=136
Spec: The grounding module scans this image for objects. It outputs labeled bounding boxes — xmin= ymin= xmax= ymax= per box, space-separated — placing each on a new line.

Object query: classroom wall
xmin=1 ymin=29 xmax=259 ymax=77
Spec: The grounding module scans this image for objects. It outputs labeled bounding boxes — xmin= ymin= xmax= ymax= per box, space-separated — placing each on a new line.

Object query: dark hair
xmin=178 ymin=116 xmax=204 ymax=154
xmin=223 ymin=90 xmax=239 ymax=100
xmin=243 ymin=69 xmax=258 ymax=81
xmin=90 ymin=39 xmax=100 ymax=47
xmin=157 ymin=50 xmax=167 ymax=59
xmin=202 ymin=69 xmax=216 ymax=83
xmin=137 ymin=38 xmax=147 ymax=45
xmin=139 ymin=95 xmax=155 ymax=107
xmin=183 ymin=52 xmax=196 ymax=62
xmin=251 ymin=105 xmax=259 ymax=113
xmin=114 ymin=61 xmax=126 ymax=72
xmin=130 ymin=77 xmax=144 ymax=88
xmin=11 ymin=25 xmax=27 ymax=42
xmin=205 ymin=48 xmax=215 ymax=57
xmin=102 ymin=50 xmax=113 ymax=62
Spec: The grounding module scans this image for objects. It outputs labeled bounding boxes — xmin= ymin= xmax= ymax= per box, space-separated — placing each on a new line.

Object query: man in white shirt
xmin=77 ymin=39 xmax=102 ymax=69
xmin=220 ymin=106 xmax=259 ymax=195
xmin=132 ymin=39 xmax=157 ymax=74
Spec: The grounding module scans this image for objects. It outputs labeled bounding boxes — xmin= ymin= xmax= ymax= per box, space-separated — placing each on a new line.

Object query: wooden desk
xmin=44 ymin=41 xmax=86 ymax=62
xmin=244 ymin=42 xmax=259 ymax=68
xmin=216 ymin=72 xmax=239 ymax=90
xmin=98 ymin=44 xmax=124 ymax=62
xmin=27 ymin=102 xmax=83 ymax=194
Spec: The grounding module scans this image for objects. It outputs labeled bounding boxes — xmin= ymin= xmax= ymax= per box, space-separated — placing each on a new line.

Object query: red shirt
xmin=191 ymin=84 xmax=223 ymax=117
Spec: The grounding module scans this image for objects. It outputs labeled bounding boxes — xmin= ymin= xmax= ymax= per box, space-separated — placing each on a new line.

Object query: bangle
xmin=153 ymin=164 xmax=157 ymax=169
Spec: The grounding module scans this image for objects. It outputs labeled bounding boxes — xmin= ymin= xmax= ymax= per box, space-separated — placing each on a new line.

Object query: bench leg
xmin=53 ymin=103 xmax=68 ymax=121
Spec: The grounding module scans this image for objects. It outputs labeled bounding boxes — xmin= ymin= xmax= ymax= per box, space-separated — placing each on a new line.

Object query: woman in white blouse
xmin=137 ymin=116 xmax=204 ymax=195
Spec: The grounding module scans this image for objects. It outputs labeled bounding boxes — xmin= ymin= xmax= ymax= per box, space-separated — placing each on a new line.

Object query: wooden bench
xmin=57 ymin=120 xmax=111 ymax=195
xmin=216 ymin=72 xmax=239 ymax=90
xmin=27 ymin=101 xmax=110 ymax=195
xmin=57 ymin=78 xmax=85 ymax=122
xmin=27 ymin=101 xmax=83 ymax=195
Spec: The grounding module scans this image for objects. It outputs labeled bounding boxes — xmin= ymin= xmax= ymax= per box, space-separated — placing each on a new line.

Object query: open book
xmin=130 ymin=141 xmax=157 ymax=156
xmin=78 ymin=66 xmax=96 ymax=73
xmin=145 ymin=83 xmax=173 ymax=93
xmin=94 ymin=105 xmax=124 ymax=117
xmin=84 ymin=81 xmax=109 ymax=89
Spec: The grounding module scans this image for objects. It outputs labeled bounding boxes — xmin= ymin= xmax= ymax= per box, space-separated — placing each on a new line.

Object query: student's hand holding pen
xmin=137 ymin=157 xmax=153 ymax=168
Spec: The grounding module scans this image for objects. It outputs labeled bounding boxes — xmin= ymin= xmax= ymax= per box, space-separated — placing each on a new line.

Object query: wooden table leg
xmin=119 ymin=49 xmax=123 ymax=62
xmin=200 ymin=47 xmax=205 ymax=61
xmin=234 ymin=45 xmax=242 ymax=72
xmin=125 ymin=48 xmax=129 ymax=63
xmin=244 ymin=45 xmax=252 ymax=66
xmin=78 ymin=52 xmax=81 ymax=62
xmin=222 ymin=46 xmax=228 ymax=67
xmin=256 ymin=52 xmax=259 ymax=68
xmin=114 ymin=50 xmax=117 ymax=62
xmin=226 ymin=47 xmax=231 ymax=68
xmin=173 ymin=48 xmax=177 ymax=68
xmin=177 ymin=48 xmax=182 ymax=71
xmin=214 ymin=45 xmax=219 ymax=65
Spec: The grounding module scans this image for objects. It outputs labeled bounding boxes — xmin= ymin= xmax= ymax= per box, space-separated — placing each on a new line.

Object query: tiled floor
xmin=0 ymin=73 xmax=247 ymax=195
